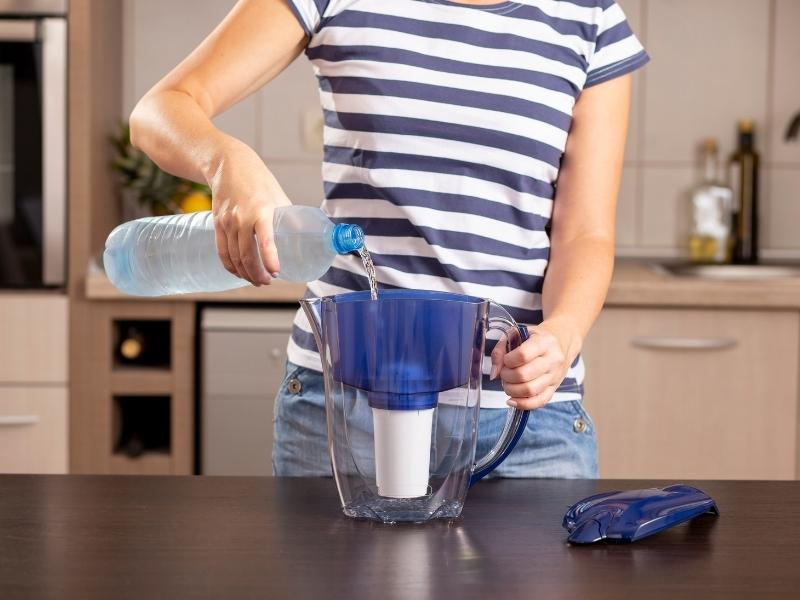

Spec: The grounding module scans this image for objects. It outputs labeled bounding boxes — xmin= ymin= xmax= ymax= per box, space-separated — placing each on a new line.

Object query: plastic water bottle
xmin=103 ymin=206 xmax=364 ymax=296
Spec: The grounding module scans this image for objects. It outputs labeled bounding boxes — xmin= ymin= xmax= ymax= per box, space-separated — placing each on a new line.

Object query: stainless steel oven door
xmin=0 ymin=17 xmax=66 ymax=287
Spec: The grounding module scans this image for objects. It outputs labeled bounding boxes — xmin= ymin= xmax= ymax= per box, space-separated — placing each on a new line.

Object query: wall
xmin=122 ymin=0 xmax=800 ymax=257
xmin=617 ymin=0 xmax=800 ymax=259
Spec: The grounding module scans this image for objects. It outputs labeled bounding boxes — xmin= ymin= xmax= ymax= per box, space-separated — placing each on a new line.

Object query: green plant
xmin=111 ymin=122 xmax=211 ymax=215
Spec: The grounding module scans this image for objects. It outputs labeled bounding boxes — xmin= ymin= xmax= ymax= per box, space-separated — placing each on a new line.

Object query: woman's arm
xmin=493 ymin=74 xmax=632 ymax=409
xmin=129 ymin=0 xmax=306 ymax=285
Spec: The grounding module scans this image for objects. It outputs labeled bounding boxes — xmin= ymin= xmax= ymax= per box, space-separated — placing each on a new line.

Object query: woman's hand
xmin=490 ymin=317 xmax=582 ymax=409
xmin=207 ymin=139 xmax=292 ymax=286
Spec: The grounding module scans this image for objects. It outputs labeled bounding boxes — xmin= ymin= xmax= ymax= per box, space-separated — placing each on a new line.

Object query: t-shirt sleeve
xmin=585 ymin=1 xmax=649 ymax=88
xmin=285 ymin=0 xmax=331 ymax=37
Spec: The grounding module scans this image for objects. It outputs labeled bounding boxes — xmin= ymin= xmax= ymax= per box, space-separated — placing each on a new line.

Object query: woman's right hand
xmin=207 ymin=138 xmax=292 ymax=286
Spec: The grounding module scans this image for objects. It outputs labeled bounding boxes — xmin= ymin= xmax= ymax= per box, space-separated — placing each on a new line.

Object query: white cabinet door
xmin=0 ymin=294 xmax=67 ymax=383
xmin=0 ymin=386 xmax=68 ymax=474
xmin=582 ymin=307 xmax=799 ymax=480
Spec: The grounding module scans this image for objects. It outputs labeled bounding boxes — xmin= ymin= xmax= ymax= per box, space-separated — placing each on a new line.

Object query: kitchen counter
xmin=1 ymin=475 xmax=798 ymax=599
xmin=85 ymin=257 xmax=800 ymax=308
xmin=607 ymin=260 xmax=800 ymax=309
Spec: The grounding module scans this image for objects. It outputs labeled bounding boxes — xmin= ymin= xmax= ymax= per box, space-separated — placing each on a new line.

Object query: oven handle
xmin=41 ymin=18 xmax=67 ymax=285
xmin=0 ymin=20 xmax=37 ymax=42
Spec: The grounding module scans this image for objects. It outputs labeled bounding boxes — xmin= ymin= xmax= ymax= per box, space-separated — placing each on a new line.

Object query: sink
xmin=649 ymin=262 xmax=800 ymax=280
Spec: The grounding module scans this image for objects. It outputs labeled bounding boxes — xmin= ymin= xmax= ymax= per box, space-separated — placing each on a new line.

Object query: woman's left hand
xmin=490 ymin=317 xmax=582 ymax=410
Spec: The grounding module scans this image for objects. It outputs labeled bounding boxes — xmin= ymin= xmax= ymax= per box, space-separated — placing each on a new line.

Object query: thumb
xmin=490 ymin=333 xmax=508 ymax=380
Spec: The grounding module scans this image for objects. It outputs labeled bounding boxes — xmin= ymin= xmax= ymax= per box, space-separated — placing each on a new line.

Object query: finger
xmin=226 ymin=224 xmax=246 ymax=280
xmin=502 ymin=373 xmax=554 ymax=399
xmin=254 ymin=217 xmax=281 ymax=277
xmin=503 ymin=332 xmax=548 ymax=369
xmin=489 ymin=333 xmax=508 ymax=380
xmin=499 ymin=355 xmax=551 ymax=384
xmin=506 ymin=386 xmax=556 ymax=410
xmin=238 ymin=221 xmax=271 ymax=285
xmin=213 ymin=213 xmax=236 ymax=275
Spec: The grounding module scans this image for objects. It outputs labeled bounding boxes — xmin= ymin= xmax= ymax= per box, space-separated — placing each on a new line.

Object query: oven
xmin=0 ymin=0 xmax=66 ymax=287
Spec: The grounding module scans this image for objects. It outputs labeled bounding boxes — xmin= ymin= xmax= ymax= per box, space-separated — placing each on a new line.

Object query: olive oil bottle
xmin=729 ymin=120 xmax=760 ymax=263
xmin=688 ymin=139 xmax=734 ymax=263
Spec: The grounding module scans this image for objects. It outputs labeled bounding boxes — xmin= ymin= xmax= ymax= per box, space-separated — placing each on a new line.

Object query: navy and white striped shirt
xmin=285 ymin=0 xmax=648 ymax=407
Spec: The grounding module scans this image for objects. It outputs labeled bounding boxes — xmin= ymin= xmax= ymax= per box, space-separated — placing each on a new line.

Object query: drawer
xmin=0 ymin=295 xmax=68 ymax=383
xmin=0 ymin=386 xmax=68 ymax=474
xmin=582 ymin=307 xmax=800 ymax=479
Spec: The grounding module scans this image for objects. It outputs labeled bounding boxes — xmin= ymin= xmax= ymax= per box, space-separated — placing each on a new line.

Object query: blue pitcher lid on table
xmin=563 ymin=484 xmax=720 ymax=544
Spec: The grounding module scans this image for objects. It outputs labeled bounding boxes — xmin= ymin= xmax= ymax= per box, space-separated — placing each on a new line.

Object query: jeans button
xmin=287 ymin=378 xmax=302 ymax=394
xmin=573 ymin=418 xmax=587 ymax=433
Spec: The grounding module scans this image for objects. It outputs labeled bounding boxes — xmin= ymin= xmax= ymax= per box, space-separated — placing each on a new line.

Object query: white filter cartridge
xmin=372 ymin=407 xmax=434 ymax=498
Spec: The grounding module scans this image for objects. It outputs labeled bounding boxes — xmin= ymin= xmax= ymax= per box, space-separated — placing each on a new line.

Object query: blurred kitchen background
xmin=2 ymin=0 xmax=800 ymax=480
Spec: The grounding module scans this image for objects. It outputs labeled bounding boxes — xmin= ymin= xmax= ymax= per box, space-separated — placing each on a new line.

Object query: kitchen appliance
xmin=301 ymin=289 xmax=530 ymax=523
xmin=0 ymin=0 xmax=67 ymax=287
xmin=201 ymin=306 xmax=297 ymax=476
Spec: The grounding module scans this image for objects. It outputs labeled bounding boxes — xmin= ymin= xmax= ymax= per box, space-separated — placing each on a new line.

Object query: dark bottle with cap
xmin=729 ymin=119 xmax=760 ymax=263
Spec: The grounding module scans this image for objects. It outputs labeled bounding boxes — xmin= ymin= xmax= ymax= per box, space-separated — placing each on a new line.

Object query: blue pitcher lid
xmin=563 ymin=484 xmax=720 ymax=544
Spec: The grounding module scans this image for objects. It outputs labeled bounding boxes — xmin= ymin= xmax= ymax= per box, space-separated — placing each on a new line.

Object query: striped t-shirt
xmin=285 ymin=0 xmax=648 ymax=408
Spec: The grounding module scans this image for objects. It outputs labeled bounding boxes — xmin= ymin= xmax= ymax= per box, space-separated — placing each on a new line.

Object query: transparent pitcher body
xmin=301 ymin=289 xmax=529 ymax=523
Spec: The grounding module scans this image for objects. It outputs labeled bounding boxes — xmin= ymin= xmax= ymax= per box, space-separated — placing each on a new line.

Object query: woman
xmin=130 ymin=0 xmax=648 ymax=478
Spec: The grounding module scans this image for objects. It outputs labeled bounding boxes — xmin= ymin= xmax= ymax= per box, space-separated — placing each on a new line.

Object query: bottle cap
xmin=738 ymin=119 xmax=754 ymax=133
xmin=332 ymin=223 xmax=365 ymax=254
xmin=702 ymin=138 xmax=718 ymax=153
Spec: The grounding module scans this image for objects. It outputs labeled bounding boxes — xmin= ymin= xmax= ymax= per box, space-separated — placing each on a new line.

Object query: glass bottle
xmin=729 ymin=119 xmax=760 ymax=264
xmin=688 ymin=138 xmax=734 ymax=264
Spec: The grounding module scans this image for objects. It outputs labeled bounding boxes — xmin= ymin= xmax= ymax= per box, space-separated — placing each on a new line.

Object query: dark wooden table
xmin=1 ymin=476 xmax=798 ymax=599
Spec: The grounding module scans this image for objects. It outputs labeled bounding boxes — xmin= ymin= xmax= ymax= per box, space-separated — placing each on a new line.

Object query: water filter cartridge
xmin=371 ymin=407 xmax=434 ymax=498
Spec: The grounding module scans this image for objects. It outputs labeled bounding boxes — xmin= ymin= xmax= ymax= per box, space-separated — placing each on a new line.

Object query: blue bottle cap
xmin=332 ymin=223 xmax=365 ymax=254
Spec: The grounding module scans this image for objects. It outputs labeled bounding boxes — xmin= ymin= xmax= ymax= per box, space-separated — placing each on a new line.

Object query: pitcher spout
xmin=300 ymin=297 xmax=324 ymax=353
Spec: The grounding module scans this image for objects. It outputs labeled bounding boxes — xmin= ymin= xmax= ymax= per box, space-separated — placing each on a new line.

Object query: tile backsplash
xmin=619 ymin=0 xmax=800 ymax=258
xmin=122 ymin=0 xmax=800 ymax=258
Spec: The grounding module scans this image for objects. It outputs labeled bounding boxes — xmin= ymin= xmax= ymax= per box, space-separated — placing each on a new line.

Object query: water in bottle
xmin=103 ymin=206 xmax=365 ymax=296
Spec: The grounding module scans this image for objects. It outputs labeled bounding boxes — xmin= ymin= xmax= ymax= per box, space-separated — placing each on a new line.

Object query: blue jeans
xmin=272 ymin=361 xmax=598 ymax=479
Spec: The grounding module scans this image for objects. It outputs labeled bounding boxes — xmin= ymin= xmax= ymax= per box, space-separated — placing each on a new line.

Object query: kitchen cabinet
xmin=0 ymin=387 xmax=68 ymax=474
xmin=0 ymin=294 xmax=69 ymax=473
xmin=70 ymin=300 xmax=195 ymax=475
xmin=582 ymin=307 xmax=800 ymax=480
xmin=0 ymin=295 xmax=67 ymax=383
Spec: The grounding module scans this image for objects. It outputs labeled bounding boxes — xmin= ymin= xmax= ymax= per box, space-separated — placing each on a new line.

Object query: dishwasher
xmin=200 ymin=306 xmax=298 ymax=475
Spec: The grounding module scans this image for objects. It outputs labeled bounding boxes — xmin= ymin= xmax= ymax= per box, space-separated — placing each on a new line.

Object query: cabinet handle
xmin=631 ymin=336 xmax=737 ymax=351
xmin=0 ymin=415 xmax=40 ymax=427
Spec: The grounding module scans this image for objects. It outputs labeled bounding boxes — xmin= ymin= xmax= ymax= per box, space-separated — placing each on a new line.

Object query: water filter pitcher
xmin=301 ymin=289 xmax=530 ymax=523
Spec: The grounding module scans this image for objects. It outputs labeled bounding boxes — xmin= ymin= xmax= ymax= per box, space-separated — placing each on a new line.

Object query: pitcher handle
xmin=470 ymin=302 xmax=531 ymax=487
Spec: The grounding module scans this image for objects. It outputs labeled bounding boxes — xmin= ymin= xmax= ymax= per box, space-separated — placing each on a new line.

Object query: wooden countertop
xmin=607 ymin=260 xmax=800 ymax=309
xmin=85 ymin=257 xmax=800 ymax=309
xmin=1 ymin=475 xmax=797 ymax=599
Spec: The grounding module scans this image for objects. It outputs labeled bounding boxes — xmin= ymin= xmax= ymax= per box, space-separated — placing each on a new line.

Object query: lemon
xmin=180 ymin=191 xmax=212 ymax=213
